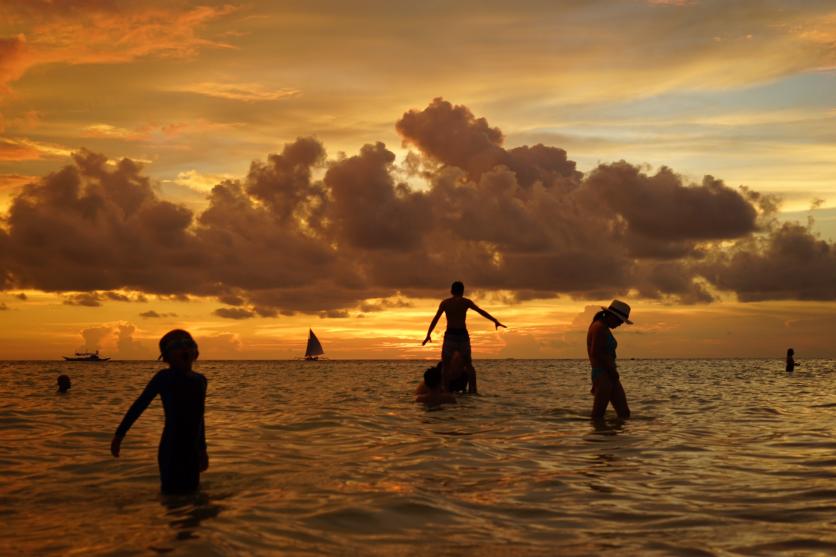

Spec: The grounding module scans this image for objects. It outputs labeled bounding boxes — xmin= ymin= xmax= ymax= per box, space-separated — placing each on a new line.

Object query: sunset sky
xmin=1 ymin=0 xmax=834 ymax=360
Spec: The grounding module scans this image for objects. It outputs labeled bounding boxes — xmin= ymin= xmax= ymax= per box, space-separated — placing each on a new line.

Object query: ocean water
xmin=1 ymin=359 xmax=835 ymax=556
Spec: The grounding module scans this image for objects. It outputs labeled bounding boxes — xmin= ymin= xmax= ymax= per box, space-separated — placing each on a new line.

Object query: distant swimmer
xmin=57 ymin=374 xmax=71 ymax=393
xmin=415 ymin=364 xmax=457 ymax=406
xmin=111 ymin=330 xmax=208 ymax=494
xmin=587 ymin=300 xmax=632 ymax=420
xmin=786 ymin=348 xmax=796 ymax=373
xmin=422 ymin=281 xmax=506 ymax=394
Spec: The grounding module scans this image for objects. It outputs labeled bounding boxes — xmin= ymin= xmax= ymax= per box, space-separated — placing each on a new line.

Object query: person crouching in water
xmin=415 ymin=363 xmax=457 ymax=406
xmin=57 ymin=374 xmax=71 ymax=393
xmin=444 ymin=350 xmax=473 ymax=393
xmin=111 ymin=329 xmax=208 ymax=494
xmin=587 ymin=300 xmax=632 ymax=420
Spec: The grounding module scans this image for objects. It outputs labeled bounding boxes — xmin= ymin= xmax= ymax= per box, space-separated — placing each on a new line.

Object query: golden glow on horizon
xmin=1 ymin=2 xmax=835 ymax=358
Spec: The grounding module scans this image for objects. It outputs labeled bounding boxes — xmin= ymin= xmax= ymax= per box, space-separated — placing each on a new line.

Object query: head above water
xmin=424 ymin=363 xmax=443 ymax=390
xmin=158 ymin=329 xmax=199 ymax=367
xmin=593 ymin=300 xmax=632 ymax=328
xmin=57 ymin=374 xmax=71 ymax=393
xmin=451 ymin=281 xmax=464 ymax=296
xmin=787 ymin=348 xmax=794 ymax=357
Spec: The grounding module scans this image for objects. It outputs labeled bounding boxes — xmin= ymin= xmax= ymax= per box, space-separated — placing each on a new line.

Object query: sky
xmin=0 ymin=0 xmax=835 ymax=360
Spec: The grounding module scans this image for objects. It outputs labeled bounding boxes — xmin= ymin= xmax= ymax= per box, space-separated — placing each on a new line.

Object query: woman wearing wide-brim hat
xmin=586 ymin=300 xmax=632 ymax=419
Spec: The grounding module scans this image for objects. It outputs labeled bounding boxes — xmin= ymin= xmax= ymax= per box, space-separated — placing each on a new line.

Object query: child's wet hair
xmin=158 ymin=329 xmax=198 ymax=361
xmin=424 ymin=363 xmax=443 ymax=389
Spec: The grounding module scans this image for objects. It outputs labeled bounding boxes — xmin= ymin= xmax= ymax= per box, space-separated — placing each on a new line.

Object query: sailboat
xmin=304 ymin=329 xmax=324 ymax=361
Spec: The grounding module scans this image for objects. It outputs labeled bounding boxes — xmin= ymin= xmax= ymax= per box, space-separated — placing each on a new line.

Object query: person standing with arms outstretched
xmin=422 ymin=281 xmax=506 ymax=393
xmin=111 ymin=329 xmax=208 ymax=494
xmin=587 ymin=300 xmax=632 ymax=420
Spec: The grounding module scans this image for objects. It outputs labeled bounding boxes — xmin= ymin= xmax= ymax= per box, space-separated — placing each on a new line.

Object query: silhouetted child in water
xmin=415 ymin=364 xmax=457 ymax=406
xmin=111 ymin=330 xmax=208 ymax=494
xmin=57 ymin=374 xmax=71 ymax=393
xmin=786 ymin=348 xmax=796 ymax=373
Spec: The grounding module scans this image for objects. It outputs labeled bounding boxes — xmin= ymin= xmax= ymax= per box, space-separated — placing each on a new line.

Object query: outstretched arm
xmin=423 ymin=303 xmax=445 ymax=345
xmin=111 ymin=374 xmax=160 ymax=457
xmin=469 ymin=301 xmax=506 ymax=330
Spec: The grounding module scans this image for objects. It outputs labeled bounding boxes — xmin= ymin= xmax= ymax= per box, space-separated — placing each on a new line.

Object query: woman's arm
xmin=111 ymin=374 xmax=161 ymax=457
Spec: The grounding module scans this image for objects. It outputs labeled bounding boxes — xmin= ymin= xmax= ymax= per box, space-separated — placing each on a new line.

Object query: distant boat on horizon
xmin=304 ymin=329 xmax=324 ymax=361
xmin=63 ymin=350 xmax=110 ymax=362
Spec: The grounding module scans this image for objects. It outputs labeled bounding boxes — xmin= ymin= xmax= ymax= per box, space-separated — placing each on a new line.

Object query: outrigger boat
xmin=304 ymin=329 xmax=324 ymax=361
xmin=63 ymin=350 xmax=110 ymax=362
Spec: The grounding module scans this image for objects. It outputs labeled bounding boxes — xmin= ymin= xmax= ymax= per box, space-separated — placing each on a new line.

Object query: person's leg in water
xmin=591 ymin=374 xmax=614 ymax=419
xmin=610 ymin=379 xmax=630 ymax=419
xmin=463 ymin=360 xmax=477 ymax=394
xmin=458 ymin=334 xmax=477 ymax=394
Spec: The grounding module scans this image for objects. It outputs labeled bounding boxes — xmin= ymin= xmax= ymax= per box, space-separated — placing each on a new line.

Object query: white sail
xmin=305 ymin=329 xmax=324 ymax=357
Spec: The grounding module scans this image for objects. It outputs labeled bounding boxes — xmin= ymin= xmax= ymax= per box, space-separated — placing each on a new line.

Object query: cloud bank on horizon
xmin=1 ymin=98 xmax=834 ymax=317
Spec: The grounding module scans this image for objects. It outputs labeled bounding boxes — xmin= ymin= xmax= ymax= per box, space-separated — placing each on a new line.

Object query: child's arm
xmin=111 ymin=373 xmax=161 ymax=457
xmin=468 ymin=300 xmax=506 ymax=329
xmin=423 ymin=302 xmax=445 ymax=345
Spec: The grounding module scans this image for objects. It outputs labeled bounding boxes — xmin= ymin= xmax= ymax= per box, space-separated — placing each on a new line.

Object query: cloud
xmin=169 ymin=82 xmax=300 ymax=102
xmin=0 ymin=302 xmax=8 ymax=310
xmin=0 ymin=138 xmax=73 ymax=161
xmin=0 ymin=35 xmax=30 ymax=92
xmin=702 ymin=222 xmax=836 ymax=301
xmin=213 ymin=307 xmax=255 ymax=319
xmin=63 ymin=290 xmax=146 ymax=306
xmin=139 ymin=310 xmax=177 ymax=318
xmin=1 ymin=99 xmax=834 ymax=313
xmin=64 ymin=293 xmax=103 ymax=307
xmin=79 ymin=325 xmax=112 ymax=352
xmin=0 ymin=4 xmax=237 ymax=90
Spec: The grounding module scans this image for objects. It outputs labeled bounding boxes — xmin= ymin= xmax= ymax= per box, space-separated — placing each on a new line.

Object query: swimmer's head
xmin=423 ymin=364 xmax=443 ymax=390
xmin=57 ymin=374 xmax=71 ymax=393
xmin=451 ymin=281 xmax=464 ymax=296
xmin=158 ymin=329 xmax=199 ymax=367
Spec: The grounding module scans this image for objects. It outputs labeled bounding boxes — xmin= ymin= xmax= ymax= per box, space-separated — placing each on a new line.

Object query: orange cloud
xmin=0 ymin=4 xmax=238 ymax=90
xmin=170 ymin=82 xmax=301 ymax=102
xmin=0 ymin=138 xmax=73 ymax=161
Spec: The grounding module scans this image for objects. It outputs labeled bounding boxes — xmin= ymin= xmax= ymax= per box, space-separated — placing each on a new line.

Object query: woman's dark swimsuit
xmin=115 ymin=369 xmax=207 ymax=494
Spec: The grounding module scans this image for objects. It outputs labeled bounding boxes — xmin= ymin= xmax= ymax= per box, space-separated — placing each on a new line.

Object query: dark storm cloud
xmin=1 ymin=98 xmax=834 ymax=311
xmin=701 ymin=222 xmax=836 ymax=301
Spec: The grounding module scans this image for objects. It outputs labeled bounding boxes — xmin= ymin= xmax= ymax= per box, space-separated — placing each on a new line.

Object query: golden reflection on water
xmin=0 ymin=359 xmax=835 ymax=556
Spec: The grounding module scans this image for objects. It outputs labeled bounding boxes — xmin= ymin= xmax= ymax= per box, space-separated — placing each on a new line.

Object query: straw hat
xmin=602 ymin=299 xmax=633 ymax=324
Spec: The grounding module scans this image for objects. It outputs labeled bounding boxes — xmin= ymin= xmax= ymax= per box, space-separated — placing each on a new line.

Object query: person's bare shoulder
xmin=464 ymin=297 xmax=475 ymax=308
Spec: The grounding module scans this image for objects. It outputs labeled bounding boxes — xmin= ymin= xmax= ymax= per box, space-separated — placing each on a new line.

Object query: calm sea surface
xmin=1 ymin=359 xmax=834 ymax=556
